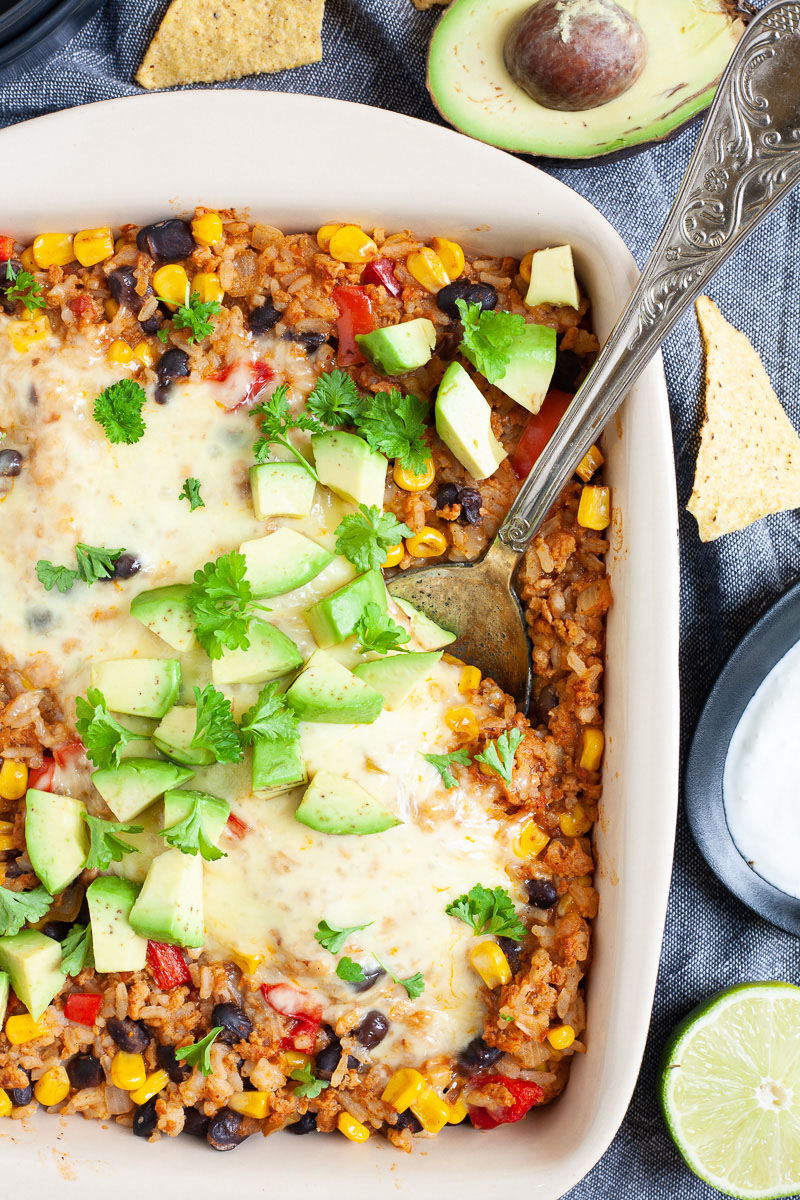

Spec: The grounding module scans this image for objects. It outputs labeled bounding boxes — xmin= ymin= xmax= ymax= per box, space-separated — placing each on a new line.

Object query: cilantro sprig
xmin=252 ymin=384 xmax=324 ymax=480
xmin=314 ymin=919 xmax=373 ymax=955
xmin=3 ymin=262 xmax=46 ymax=313
xmin=474 ymin=729 xmax=524 ymax=784
xmin=161 ymin=794 xmax=226 ymax=862
xmin=0 ymin=884 xmax=53 ymax=937
xmin=191 ymin=683 xmax=243 ymax=764
xmin=179 ymin=477 xmax=204 ymax=511
xmin=75 ymin=687 xmax=148 ymax=769
xmin=61 ymin=922 xmax=94 ymax=976
xmin=315 ymin=918 xmax=423 ymax=999
xmin=36 ymin=562 xmax=79 ymax=593
xmin=93 ymin=379 xmax=147 ymax=445
xmin=187 ymin=551 xmax=271 ymax=660
xmin=422 ymin=748 xmax=471 ymax=790
xmin=456 ymin=299 xmax=526 ymax=385
xmin=290 ymin=1060 xmax=330 ymax=1099
xmin=354 ymin=603 xmax=410 ymax=656
xmin=239 ymin=681 xmax=299 ymax=746
xmin=174 ymin=1027 xmax=225 ymax=1076
xmin=354 ymin=389 xmax=430 ymax=474
xmin=306 ymin=369 xmax=367 ymax=426
xmin=373 ymin=954 xmax=426 ymax=1000
xmin=156 ymin=289 xmax=221 ymax=345
xmin=37 ymin=543 xmax=126 ymax=593
xmin=336 ymin=956 xmax=366 ymax=982
xmin=82 ymin=813 xmax=143 ymax=870
xmin=445 ymin=884 xmax=527 ymax=942
xmin=334 ymin=505 xmax=411 ymax=573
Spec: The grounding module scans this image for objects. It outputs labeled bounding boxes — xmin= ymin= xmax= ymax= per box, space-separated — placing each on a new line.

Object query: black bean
xmin=207 ymin=1108 xmax=249 ymax=1151
xmin=394 ymin=1110 xmax=422 ymax=1133
xmin=458 ymin=487 xmax=483 ymax=525
xmin=140 ymin=313 xmax=164 ymax=335
xmin=107 ymin=1016 xmax=150 ymax=1054
xmin=211 ymin=1003 xmax=252 ymax=1046
xmin=350 ymin=964 xmax=385 ymax=994
xmin=98 ymin=552 xmax=142 ymax=583
xmin=497 ymin=935 xmax=524 ymax=973
xmin=8 ymin=1072 xmax=32 ymax=1106
xmin=436 ymin=281 xmax=498 ymax=320
xmin=525 ymin=878 xmax=559 ymax=909
xmin=26 ymin=608 xmax=53 ymax=633
xmin=136 ymin=219 xmax=194 ymax=264
xmin=66 ymin=1053 xmax=105 ymax=1090
xmin=314 ymin=1041 xmax=343 ymax=1081
xmin=436 ymin=482 xmax=459 ymax=510
xmin=157 ymin=1043 xmax=189 ymax=1083
xmin=458 ymin=1036 xmax=503 ymax=1072
xmin=0 ymin=258 xmax=22 ymax=289
xmin=155 ymin=347 xmax=190 ymax=404
xmin=355 ymin=1010 xmax=389 ymax=1050
xmin=282 ymin=329 xmax=327 ymax=354
xmin=40 ymin=920 xmax=71 ymax=941
xmin=182 ymin=1107 xmax=210 ymax=1139
xmin=286 ymin=1110 xmax=317 ymax=1135
xmin=107 ymin=266 xmax=150 ymax=315
xmin=0 ymin=449 xmax=22 ymax=476
xmin=551 ymin=348 xmax=582 ymax=394
xmin=248 ymin=302 xmax=281 ymax=335
xmin=537 ymin=685 xmax=558 ymax=721
xmin=133 ymin=1097 xmax=159 ymax=1138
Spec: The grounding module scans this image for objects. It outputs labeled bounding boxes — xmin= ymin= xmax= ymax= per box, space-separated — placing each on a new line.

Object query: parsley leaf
xmin=239 ymin=681 xmax=299 ymax=746
xmin=93 ymin=379 xmax=147 ymax=445
xmin=75 ymin=687 xmax=148 ymax=769
xmin=373 ymin=954 xmax=426 ymax=1000
xmin=175 ymin=1027 xmax=225 ymax=1076
xmin=314 ymin=919 xmax=373 ymax=955
xmin=191 ymin=683 xmax=243 ymax=764
xmin=252 ymin=384 xmax=324 ymax=480
xmin=456 ymin=299 xmax=526 ymax=385
xmin=422 ymin=748 xmax=472 ymax=789
xmin=36 ymin=560 xmax=79 ymax=593
xmin=179 ymin=477 xmax=205 ymax=511
xmin=75 ymin=543 xmax=125 ymax=585
xmin=306 ymin=370 xmax=367 ymax=426
xmin=336 ymin=956 xmax=366 ymax=982
xmin=445 ymin=883 xmax=527 ymax=941
xmin=4 ymin=263 xmax=46 ymax=313
xmin=61 ymin=922 xmax=94 ymax=976
xmin=82 ymin=813 xmax=143 ymax=871
xmin=474 ymin=729 xmax=524 ymax=784
xmin=0 ymin=884 xmax=53 ymax=937
xmin=290 ymin=1060 xmax=330 ymax=1099
xmin=159 ymin=290 xmax=221 ymax=344
xmin=354 ymin=602 xmax=410 ymax=656
xmin=354 ymin=389 xmax=430 ymax=474
xmin=161 ymin=794 xmax=226 ymax=862
xmin=187 ymin=551 xmax=270 ymax=660
xmin=334 ymin=505 xmax=411 ymax=573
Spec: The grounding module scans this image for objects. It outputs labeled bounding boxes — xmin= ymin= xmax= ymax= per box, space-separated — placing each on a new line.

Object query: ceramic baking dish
xmin=0 ymin=89 xmax=680 ymax=1198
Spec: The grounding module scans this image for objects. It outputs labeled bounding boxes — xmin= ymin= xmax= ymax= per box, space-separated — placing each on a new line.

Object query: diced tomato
xmin=211 ymin=360 xmax=274 ymax=411
xmin=360 ymin=257 xmax=402 ymax=298
xmin=510 ymin=389 xmax=575 ymax=480
xmin=68 ymin=294 xmax=97 ymax=321
xmin=28 ymin=756 xmax=56 ymax=791
xmin=226 ymin=812 xmax=251 ymax=839
xmin=261 ymin=983 xmax=322 ymax=1051
xmin=147 ymin=941 xmax=191 ymax=990
xmin=466 ymin=1075 xmax=545 ymax=1129
xmin=332 ymin=285 xmax=374 ymax=367
xmin=53 ymin=740 xmax=86 ymax=769
xmin=0 ymin=236 xmax=14 ymax=262
xmin=63 ymin=993 xmax=103 ymax=1027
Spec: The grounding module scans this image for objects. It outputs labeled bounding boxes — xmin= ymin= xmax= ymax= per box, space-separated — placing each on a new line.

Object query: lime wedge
xmin=661 ymin=983 xmax=800 ymax=1199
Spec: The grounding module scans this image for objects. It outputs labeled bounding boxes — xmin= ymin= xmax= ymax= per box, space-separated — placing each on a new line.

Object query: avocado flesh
xmin=25 ymin=789 xmax=89 ymax=896
xmin=428 ymin=0 xmax=747 ymax=159
xmin=0 ymin=931 xmax=65 ymax=1020
xmin=0 ymin=972 xmax=8 ymax=1026
xmin=92 ymin=758 xmax=195 ymax=822
xmin=129 ymin=848 xmax=204 ymax=948
xmin=295 ymin=770 xmax=401 ymax=836
xmin=87 ymin=877 xmax=148 ymax=973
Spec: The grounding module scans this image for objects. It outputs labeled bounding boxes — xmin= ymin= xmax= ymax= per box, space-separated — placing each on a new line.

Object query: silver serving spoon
xmin=390 ymin=0 xmax=800 ymax=710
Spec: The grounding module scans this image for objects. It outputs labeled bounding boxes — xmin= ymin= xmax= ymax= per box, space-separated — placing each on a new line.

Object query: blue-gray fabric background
xmin=1 ymin=2 xmax=797 ymax=1195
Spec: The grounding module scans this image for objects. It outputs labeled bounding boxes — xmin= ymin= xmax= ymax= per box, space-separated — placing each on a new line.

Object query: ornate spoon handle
xmin=497 ymin=1 xmax=800 ymax=554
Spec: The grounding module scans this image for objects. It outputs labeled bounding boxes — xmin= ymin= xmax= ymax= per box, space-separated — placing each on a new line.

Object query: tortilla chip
xmin=136 ymin=0 xmax=324 ymax=89
xmin=688 ymin=296 xmax=800 ymax=541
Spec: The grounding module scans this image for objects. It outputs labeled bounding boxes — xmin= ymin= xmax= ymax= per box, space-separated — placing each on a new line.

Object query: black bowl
xmin=0 ymin=0 xmax=105 ymax=85
xmin=685 ymin=578 xmax=800 ymax=936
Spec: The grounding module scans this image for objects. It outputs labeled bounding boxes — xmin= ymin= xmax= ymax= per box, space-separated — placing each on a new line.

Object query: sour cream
xmin=724 ymin=639 xmax=800 ymax=899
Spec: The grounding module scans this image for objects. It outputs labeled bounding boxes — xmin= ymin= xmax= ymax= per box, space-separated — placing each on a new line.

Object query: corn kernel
xmin=337 ymin=1112 xmax=371 ymax=1142
xmin=106 ymin=339 xmax=135 ymax=366
xmin=576 ymin=874 xmax=592 ymax=887
xmin=405 ymin=526 xmax=447 ymax=559
xmin=432 ymin=237 xmax=465 ymax=281
xmin=7 ymin=313 xmax=51 ymax=354
xmin=191 ymin=212 xmax=224 ymax=247
xmin=382 ymin=543 xmax=404 ymax=569
xmin=446 ymin=1095 xmax=468 ymax=1124
xmin=444 ymin=706 xmax=479 ymax=740
xmin=557 ymin=894 xmax=574 ymax=916
xmin=393 ymin=458 xmax=435 ymax=492
xmin=0 ymin=820 xmax=12 ymax=834
xmin=5 ymin=1014 xmax=49 ymax=1045
xmin=34 ymin=1065 xmax=70 ymax=1107
xmin=559 ymin=804 xmax=592 ymax=837
xmin=152 ymin=264 xmax=189 ymax=310
xmin=406 ymin=246 xmax=450 ymax=293
xmin=410 ymin=1085 xmax=450 ymax=1134
xmin=316 ymin=222 xmax=344 ymax=251
xmin=19 ymin=247 xmax=36 ymax=272
xmin=442 ymin=653 xmax=464 ymax=666
xmin=576 ymin=444 xmax=604 ymax=483
xmin=0 ymin=834 xmax=15 ymax=851
xmin=32 ymin=233 xmax=74 ymax=269
xmin=111 ymin=1051 xmax=146 ymax=1091
xmin=519 ymin=251 xmax=534 ymax=285
xmin=381 ymin=1068 xmax=426 ymax=1112
xmin=469 ymin=941 xmax=512 ymax=988
xmin=229 ymin=1090 xmax=270 ymax=1119
xmin=231 ymin=951 xmax=264 ymax=975
xmin=283 ymin=1051 xmax=309 ymax=1071
xmin=104 ymin=298 xmax=119 ymax=321
xmin=193 ymin=272 xmax=224 ymax=305
xmin=328 ymin=225 xmax=377 ymax=264
xmin=577 ymin=485 xmax=611 ymax=531
xmin=133 ymin=341 xmax=155 ymax=367
xmin=458 ymin=665 xmax=481 ymax=694
xmin=129 ymin=1069 xmax=169 ymax=1107
xmin=547 ymin=1024 xmax=576 ymax=1050
xmin=114 ymin=237 xmax=127 ymax=254
xmin=0 ymin=760 xmax=27 ymax=801
xmin=0 ymin=1088 xmax=11 ymax=1118
xmin=580 ymin=728 xmax=604 ymax=771
xmin=73 ymin=227 xmax=114 ymax=268
xmin=514 ymin=820 xmax=550 ymax=858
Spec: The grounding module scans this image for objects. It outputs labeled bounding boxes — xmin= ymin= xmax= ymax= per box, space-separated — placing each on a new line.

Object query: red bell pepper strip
xmin=28 ymin=757 xmax=55 ymax=792
xmin=360 ymin=257 xmax=402 ymax=298
xmin=64 ymin=993 xmax=103 ymax=1027
xmin=261 ymin=983 xmax=322 ymax=1051
xmin=333 ymin=285 xmax=374 ymax=367
xmin=226 ymin=812 xmax=251 ymax=839
xmin=510 ymin=389 xmax=574 ymax=480
xmin=0 ymin=236 xmax=14 ymax=262
xmin=211 ymin=360 xmax=274 ymax=411
xmin=467 ymin=1075 xmax=545 ymax=1129
xmin=147 ymin=941 xmax=191 ymax=989
xmin=53 ymin=740 xmax=86 ymax=769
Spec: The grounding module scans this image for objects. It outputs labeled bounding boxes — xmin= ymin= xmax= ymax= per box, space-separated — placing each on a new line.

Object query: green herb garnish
xmin=161 ymin=794 xmax=226 ymax=862
xmin=474 ymin=729 xmax=524 ymax=784
xmin=456 ymin=299 xmax=526 ymax=385
xmin=336 ymin=956 xmax=366 ymax=983
xmin=158 ymin=290 xmax=221 ymax=344
xmin=354 ymin=389 xmax=429 ymax=474
xmin=82 ymin=813 xmax=143 ymax=871
xmin=75 ymin=687 xmax=148 ymax=770
xmin=373 ymin=954 xmax=425 ymax=1000
xmin=238 ymin=681 xmax=299 ymax=746
xmin=4 ymin=262 xmax=46 ymax=313
xmin=252 ymin=384 xmax=324 ymax=479
xmin=187 ymin=551 xmax=270 ymax=660
xmin=422 ymin=748 xmax=472 ymax=790
xmin=306 ymin=369 xmax=367 ymax=426
xmin=314 ymin=919 xmax=373 ymax=955
xmin=445 ymin=883 xmax=527 ymax=941
xmin=179 ymin=477 xmax=205 ymax=511
xmin=191 ymin=683 xmax=243 ymax=764
xmin=174 ymin=1027 xmax=225 ymax=1076
xmin=35 ymin=560 xmax=79 ymax=593
xmin=61 ymin=922 xmax=94 ymax=976
xmin=36 ymin=543 xmax=126 ymax=594
xmin=334 ymin=504 xmax=411 ymax=573
xmin=353 ymin=603 xmax=410 ymax=656
xmin=93 ymin=379 xmax=147 ymax=445
xmin=0 ymin=884 xmax=53 ymax=937
xmin=290 ymin=1060 xmax=330 ymax=1099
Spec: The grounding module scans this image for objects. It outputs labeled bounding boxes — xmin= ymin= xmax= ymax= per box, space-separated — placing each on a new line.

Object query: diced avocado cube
xmin=211 ymin=620 xmax=303 ymax=686
xmin=435 ymin=361 xmax=508 ymax=480
xmin=250 ymin=463 xmax=317 ymax=519
xmin=525 ymin=245 xmax=580 ymax=311
xmin=305 ymin=569 xmax=388 ymax=647
xmin=25 ymin=789 xmax=88 ymax=896
xmin=310 ymin=431 xmax=388 ymax=509
xmin=162 ymin=790 xmax=230 ymax=847
xmin=152 ymin=706 xmax=214 ymax=767
xmin=240 ymin=528 xmax=333 ymax=599
xmin=353 ymin=651 xmax=442 ymax=709
xmin=252 ymin=736 xmax=307 ymax=793
xmin=92 ymin=758 xmax=195 ymax=822
xmin=0 ymin=930 xmax=65 ymax=1020
xmin=86 ymin=877 xmax=148 ymax=973
xmin=286 ymin=650 xmax=383 ymax=724
xmin=130 ymin=584 xmax=197 ymax=653
xmin=0 ymin=971 xmax=9 ymax=1026
xmin=393 ymin=597 xmax=457 ymax=650
xmin=355 ymin=318 xmax=436 ymax=376
xmin=492 ymin=323 xmax=557 ymax=414
xmin=129 ymin=848 xmax=204 ymax=949
xmin=90 ymin=658 xmax=181 ymax=720
xmin=295 ymin=770 xmax=401 ymax=836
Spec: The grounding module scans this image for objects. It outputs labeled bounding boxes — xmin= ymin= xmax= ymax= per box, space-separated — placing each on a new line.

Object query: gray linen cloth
xmin=1 ymin=2 xmax=797 ymax=1196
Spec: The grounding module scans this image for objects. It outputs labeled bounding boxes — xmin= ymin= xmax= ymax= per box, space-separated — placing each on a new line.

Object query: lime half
xmin=661 ymin=983 xmax=800 ymax=1199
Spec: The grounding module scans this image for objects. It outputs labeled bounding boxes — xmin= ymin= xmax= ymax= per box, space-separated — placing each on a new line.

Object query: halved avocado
xmin=427 ymin=0 xmax=749 ymax=160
